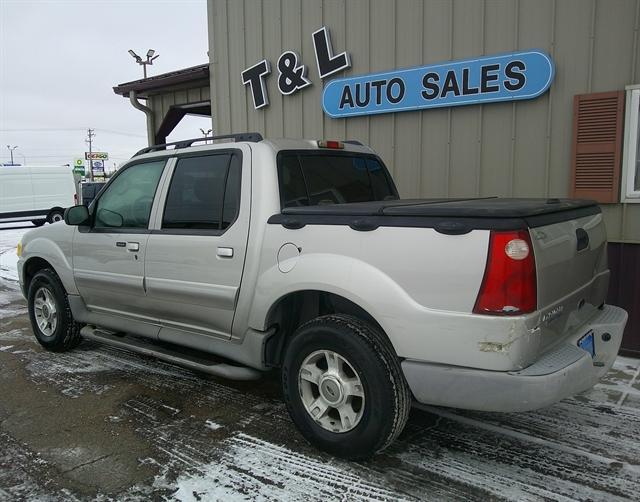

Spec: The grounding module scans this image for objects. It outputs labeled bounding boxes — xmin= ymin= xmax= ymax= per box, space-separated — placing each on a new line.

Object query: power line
xmin=96 ymin=128 xmax=146 ymax=138
xmin=0 ymin=127 xmax=146 ymax=138
xmin=2 ymin=155 xmax=130 ymax=160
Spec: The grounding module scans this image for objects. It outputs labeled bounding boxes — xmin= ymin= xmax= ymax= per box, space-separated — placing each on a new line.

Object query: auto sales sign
xmin=322 ymin=50 xmax=554 ymax=118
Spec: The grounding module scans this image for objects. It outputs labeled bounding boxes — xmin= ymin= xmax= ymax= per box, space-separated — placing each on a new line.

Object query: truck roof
xmin=130 ymin=134 xmax=376 ymax=164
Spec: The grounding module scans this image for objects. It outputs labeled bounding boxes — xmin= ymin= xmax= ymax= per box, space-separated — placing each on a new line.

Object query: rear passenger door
xmin=144 ymin=148 xmax=250 ymax=339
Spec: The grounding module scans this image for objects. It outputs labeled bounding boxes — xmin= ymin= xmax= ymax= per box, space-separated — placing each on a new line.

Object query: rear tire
xmin=31 ymin=219 xmax=45 ymax=227
xmin=27 ymin=268 xmax=83 ymax=352
xmin=47 ymin=209 xmax=64 ymax=224
xmin=282 ymin=314 xmax=411 ymax=459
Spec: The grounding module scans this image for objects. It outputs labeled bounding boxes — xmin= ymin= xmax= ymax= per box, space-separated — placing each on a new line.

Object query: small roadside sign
xmin=73 ymin=158 xmax=85 ymax=175
xmin=92 ymin=160 xmax=105 ymax=175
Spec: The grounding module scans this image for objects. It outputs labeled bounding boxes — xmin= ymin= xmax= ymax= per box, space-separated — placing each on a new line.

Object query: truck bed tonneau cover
xmin=271 ymin=198 xmax=600 ymax=232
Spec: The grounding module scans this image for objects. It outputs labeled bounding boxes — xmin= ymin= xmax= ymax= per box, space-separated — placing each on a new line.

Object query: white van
xmin=0 ymin=165 xmax=77 ymax=226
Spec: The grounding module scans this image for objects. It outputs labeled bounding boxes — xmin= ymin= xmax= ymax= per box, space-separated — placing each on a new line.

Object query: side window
xmin=162 ymin=153 xmax=241 ymax=231
xmin=94 ymin=160 xmax=165 ymax=229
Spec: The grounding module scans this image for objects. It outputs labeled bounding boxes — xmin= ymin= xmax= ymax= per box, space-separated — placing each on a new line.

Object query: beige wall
xmin=148 ymin=85 xmax=210 ymax=137
xmin=208 ymin=0 xmax=640 ymax=243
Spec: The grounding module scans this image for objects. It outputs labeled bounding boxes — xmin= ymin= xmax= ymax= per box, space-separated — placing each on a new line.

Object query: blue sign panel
xmin=322 ymin=50 xmax=554 ymax=118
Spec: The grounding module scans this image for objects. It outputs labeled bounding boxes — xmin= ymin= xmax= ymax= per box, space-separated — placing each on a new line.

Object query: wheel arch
xmin=23 ymin=256 xmax=56 ymax=294
xmin=21 ymin=236 xmax=77 ymax=296
xmin=263 ymin=289 xmax=390 ymax=368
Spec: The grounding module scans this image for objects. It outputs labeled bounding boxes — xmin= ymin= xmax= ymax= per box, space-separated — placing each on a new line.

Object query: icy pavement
xmin=0 ymin=223 xmax=29 ymax=283
xmin=0 ymin=224 xmax=639 ymax=501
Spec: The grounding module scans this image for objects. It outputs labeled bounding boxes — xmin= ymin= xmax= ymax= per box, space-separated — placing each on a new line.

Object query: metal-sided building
xmin=115 ymin=0 xmax=640 ymax=355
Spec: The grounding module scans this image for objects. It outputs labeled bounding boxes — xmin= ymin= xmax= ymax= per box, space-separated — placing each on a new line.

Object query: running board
xmin=80 ymin=326 xmax=263 ymax=381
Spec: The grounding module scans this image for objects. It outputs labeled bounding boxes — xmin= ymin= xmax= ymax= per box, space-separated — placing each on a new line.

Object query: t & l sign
xmin=241 ymin=26 xmax=351 ymax=109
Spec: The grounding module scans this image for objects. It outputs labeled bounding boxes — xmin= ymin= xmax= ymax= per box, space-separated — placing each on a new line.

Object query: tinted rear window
xmin=278 ymin=152 xmax=397 ymax=208
xmin=162 ymin=153 xmax=240 ymax=231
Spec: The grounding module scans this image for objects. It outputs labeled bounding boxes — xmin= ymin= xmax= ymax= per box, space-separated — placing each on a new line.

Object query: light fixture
xmin=128 ymin=49 xmax=159 ymax=78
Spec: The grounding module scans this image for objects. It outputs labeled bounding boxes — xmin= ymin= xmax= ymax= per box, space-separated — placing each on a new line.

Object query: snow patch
xmin=204 ymin=420 xmax=222 ymax=431
xmin=0 ymin=225 xmax=28 ymax=283
xmin=0 ymin=329 xmax=29 ymax=341
xmin=166 ymin=433 xmax=406 ymax=502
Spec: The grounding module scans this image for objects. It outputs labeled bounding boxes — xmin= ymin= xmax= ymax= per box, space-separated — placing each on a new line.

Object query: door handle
xmin=217 ymin=247 xmax=234 ymax=258
xmin=127 ymin=242 xmax=140 ymax=252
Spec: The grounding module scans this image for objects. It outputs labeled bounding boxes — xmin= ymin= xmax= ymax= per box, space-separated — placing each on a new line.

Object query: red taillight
xmin=317 ymin=140 xmax=344 ymax=149
xmin=473 ymin=230 xmax=537 ymax=316
xmin=74 ymin=193 xmax=78 ymax=205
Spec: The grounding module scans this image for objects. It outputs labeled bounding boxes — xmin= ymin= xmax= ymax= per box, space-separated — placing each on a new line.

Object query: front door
xmin=143 ymin=149 xmax=250 ymax=339
xmin=72 ymin=159 xmax=167 ymax=320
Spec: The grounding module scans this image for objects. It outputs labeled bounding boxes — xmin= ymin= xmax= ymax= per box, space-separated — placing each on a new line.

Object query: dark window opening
xmin=277 ymin=152 xmax=397 ymax=208
xmin=162 ymin=152 xmax=241 ymax=231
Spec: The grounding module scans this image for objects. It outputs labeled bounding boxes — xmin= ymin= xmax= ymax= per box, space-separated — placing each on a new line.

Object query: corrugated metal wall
xmin=208 ymin=0 xmax=640 ymax=243
xmin=148 ymin=85 xmax=211 ymax=137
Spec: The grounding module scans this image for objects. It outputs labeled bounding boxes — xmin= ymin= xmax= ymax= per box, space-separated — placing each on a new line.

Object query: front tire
xmin=27 ymin=268 xmax=83 ymax=352
xmin=31 ymin=219 xmax=45 ymax=227
xmin=282 ymin=314 xmax=411 ymax=459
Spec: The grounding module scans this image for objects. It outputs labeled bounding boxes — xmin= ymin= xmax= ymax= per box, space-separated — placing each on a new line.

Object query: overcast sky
xmin=0 ymin=0 xmax=210 ymax=168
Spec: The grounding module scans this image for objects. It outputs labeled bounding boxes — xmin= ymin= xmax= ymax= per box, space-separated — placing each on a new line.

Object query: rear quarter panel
xmin=249 ymin=223 xmax=494 ymax=364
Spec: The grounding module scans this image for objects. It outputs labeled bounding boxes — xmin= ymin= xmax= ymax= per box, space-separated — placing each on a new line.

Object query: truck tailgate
xmin=530 ymin=211 xmax=610 ymax=351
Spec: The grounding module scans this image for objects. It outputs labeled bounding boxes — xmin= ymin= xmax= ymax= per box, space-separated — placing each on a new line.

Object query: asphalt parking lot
xmin=1 ymin=224 xmax=640 ymax=501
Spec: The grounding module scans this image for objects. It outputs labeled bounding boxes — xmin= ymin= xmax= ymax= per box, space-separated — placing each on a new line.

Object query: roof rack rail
xmin=134 ymin=132 xmax=263 ymax=157
xmin=343 ymin=140 xmax=364 ymax=146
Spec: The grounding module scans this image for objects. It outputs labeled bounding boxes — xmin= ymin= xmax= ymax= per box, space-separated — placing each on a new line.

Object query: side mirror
xmin=64 ymin=205 xmax=90 ymax=226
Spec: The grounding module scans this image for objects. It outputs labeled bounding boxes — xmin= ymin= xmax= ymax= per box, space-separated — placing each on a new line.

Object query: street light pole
xmin=200 ymin=128 xmax=212 ymax=143
xmin=6 ymin=145 xmax=18 ymax=165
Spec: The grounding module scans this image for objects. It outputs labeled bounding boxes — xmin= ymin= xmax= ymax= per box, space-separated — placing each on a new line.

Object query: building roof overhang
xmin=113 ymin=63 xmax=209 ymax=98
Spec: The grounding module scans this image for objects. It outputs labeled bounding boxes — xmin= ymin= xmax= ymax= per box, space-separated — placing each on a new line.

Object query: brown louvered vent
xmin=570 ymin=91 xmax=624 ymax=203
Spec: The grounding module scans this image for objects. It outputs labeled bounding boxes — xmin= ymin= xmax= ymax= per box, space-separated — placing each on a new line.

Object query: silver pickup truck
xmin=16 ymin=134 xmax=627 ymax=459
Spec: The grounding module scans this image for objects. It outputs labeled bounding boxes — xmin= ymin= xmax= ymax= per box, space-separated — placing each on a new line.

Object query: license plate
xmin=578 ymin=331 xmax=595 ymax=358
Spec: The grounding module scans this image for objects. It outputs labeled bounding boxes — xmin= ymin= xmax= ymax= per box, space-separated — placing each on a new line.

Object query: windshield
xmin=277 ymin=151 xmax=398 ymax=208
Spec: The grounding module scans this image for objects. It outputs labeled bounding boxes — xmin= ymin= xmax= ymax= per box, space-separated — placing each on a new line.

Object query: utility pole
xmin=85 ymin=129 xmax=95 ymax=181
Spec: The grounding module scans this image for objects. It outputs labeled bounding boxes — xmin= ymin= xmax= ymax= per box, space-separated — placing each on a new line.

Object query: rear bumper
xmin=402 ymin=304 xmax=627 ymax=412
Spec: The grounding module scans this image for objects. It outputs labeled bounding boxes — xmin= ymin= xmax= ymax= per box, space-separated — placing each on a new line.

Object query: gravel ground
xmin=1 ymin=223 xmax=639 ymax=501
